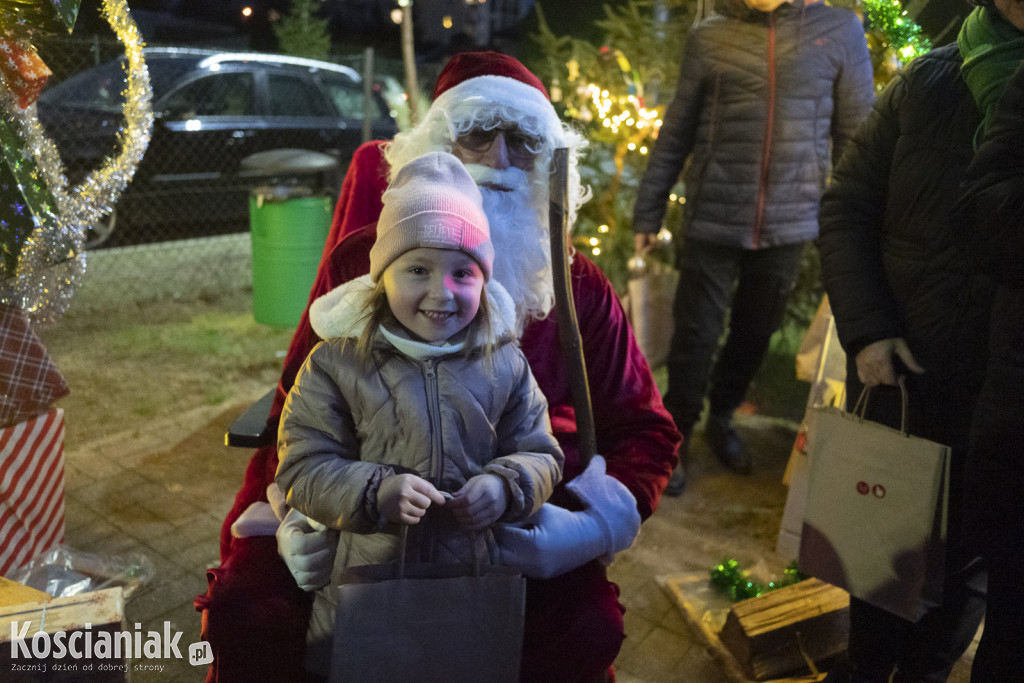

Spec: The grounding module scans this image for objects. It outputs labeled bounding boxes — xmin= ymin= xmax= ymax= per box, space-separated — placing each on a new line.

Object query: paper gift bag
xmin=329 ymin=529 xmax=525 ymax=683
xmin=0 ymin=409 xmax=66 ymax=576
xmin=625 ymin=260 xmax=678 ymax=369
xmin=799 ymin=386 xmax=949 ymax=622
xmin=776 ymin=314 xmax=846 ymax=561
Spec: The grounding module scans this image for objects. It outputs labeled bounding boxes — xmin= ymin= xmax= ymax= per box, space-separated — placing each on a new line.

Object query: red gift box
xmin=0 ymin=408 xmax=66 ymax=576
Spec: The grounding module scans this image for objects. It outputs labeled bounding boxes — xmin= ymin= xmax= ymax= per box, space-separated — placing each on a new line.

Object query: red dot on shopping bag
xmin=873 ymin=484 xmax=886 ymax=498
xmin=856 ymin=481 xmax=870 ymax=495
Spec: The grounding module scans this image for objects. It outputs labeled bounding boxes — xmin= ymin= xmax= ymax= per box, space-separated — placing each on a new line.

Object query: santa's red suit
xmin=197 ymin=55 xmax=680 ymax=683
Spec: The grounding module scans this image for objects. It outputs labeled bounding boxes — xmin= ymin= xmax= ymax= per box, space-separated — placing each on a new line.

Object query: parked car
xmin=37 ymin=47 xmax=400 ymax=248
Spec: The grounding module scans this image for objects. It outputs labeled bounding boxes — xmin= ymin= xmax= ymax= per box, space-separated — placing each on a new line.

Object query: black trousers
xmin=663 ymin=238 xmax=804 ymax=434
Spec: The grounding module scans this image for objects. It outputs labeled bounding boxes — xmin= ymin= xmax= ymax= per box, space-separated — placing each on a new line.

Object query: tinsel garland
xmin=0 ymin=0 xmax=152 ymax=322
xmin=709 ymin=558 xmax=805 ymax=602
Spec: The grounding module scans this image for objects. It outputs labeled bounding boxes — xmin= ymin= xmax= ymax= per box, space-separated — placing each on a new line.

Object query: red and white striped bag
xmin=0 ymin=408 xmax=66 ymax=576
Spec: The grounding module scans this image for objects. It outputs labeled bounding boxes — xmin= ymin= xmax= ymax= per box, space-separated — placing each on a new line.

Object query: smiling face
xmin=381 ymin=247 xmax=485 ymax=343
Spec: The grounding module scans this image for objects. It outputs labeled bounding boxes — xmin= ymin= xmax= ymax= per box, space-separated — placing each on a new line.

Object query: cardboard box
xmin=0 ymin=587 xmax=126 ymax=682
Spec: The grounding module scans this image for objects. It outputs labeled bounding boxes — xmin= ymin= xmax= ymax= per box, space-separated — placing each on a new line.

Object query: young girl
xmin=275 ymin=151 xmax=563 ymax=675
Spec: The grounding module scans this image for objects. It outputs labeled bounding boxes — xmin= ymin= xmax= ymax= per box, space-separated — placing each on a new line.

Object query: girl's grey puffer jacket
xmin=276 ymin=275 xmax=563 ymax=574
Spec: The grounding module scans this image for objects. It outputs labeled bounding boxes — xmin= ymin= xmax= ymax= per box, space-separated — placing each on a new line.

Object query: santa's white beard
xmin=465 ymin=165 xmax=555 ymax=330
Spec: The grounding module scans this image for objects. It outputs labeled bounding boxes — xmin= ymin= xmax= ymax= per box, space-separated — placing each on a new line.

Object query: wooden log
xmin=718 ymin=578 xmax=849 ymax=681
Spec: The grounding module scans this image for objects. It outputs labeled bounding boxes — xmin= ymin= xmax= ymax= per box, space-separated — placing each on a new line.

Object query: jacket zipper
xmin=422 ymin=358 xmax=442 ymax=562
xmin=754 ymin=12 xmax=776 ymax=249
xmin=423 ymin=359 xmax=443 ymax=489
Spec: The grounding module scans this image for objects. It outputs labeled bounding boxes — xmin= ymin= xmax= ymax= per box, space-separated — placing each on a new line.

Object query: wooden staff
xmin=549 ymin=147 xmax=597 ymax=469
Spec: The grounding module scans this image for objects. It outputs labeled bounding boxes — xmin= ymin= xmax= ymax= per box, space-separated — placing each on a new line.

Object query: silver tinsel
xmin=0 ymin=0 xmax=152 ymax=322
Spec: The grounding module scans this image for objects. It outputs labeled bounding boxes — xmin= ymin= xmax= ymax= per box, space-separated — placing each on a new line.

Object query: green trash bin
xmin=243 ymin=150 xmax=338 ymax=328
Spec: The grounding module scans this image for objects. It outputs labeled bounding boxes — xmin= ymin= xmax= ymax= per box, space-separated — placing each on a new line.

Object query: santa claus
xmin=197 ymin=52 xmax=680 ymax=682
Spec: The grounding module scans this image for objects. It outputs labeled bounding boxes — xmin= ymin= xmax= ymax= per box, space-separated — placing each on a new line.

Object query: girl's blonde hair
xmin=352 ymin=278 xmax=497 ymax=366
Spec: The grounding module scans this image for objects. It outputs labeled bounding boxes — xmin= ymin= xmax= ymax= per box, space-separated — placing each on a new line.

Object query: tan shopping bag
xmin=328 ymin=527 xmax=525 ymax=683
xmin=799 ymin=383 xmax=949 ymax=622
xmin=625 ymin=260 xmax=679 ymax=369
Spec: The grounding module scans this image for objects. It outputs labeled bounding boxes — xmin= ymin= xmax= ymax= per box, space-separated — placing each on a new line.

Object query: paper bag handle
xmin=396 ymin=524 xmax=483 ymax=579
xmin=851 ymin=376 xmax=909 ymax=434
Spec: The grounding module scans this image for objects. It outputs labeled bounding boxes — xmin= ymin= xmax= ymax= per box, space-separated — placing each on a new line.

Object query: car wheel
xmin=83 ymin=209 xmax=117 ymax=249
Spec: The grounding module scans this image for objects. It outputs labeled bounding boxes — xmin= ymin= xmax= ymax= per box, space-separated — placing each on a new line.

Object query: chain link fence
xmin=34 ymin=36 xmax=410 ymax=312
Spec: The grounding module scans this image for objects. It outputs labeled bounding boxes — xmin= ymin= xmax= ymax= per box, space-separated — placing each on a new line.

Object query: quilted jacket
xmin=276 ymin=276 xmax=563 ymax=573
xmin=953 ymin=61 xmax=1024 ymax=554
xmin=819 ymin=43 xmax=994 ymax=379
xmin=633 ymin=0 xmax=874 ymax=249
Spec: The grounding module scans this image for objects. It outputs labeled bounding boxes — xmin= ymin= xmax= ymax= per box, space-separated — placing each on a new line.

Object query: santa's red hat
xmin=429 ymin=51 xmax=563 ymax=144
xmin=432 ymin=51 xmax=549 ymax=101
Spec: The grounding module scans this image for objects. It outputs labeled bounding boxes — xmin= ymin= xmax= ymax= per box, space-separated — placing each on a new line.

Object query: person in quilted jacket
xmin=954 ymin=55 xmax=1024 ymax=682
xmin=632 ymin=0 xmax=874 ymax=492
xmin=818 ymin=0 xmax=1024 ymax=679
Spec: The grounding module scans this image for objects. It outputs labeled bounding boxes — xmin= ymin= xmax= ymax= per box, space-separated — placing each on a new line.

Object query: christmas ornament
xmin=655 ymin=227 xmax=673 ymax=249
xmin=709 ymin=558 xmax=804 ymax=602
xmin=627 ymin=254 xmax=646 ymax=277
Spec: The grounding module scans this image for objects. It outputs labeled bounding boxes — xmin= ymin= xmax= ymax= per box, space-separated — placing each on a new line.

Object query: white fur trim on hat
xmin=432 ymin=75 xmax=565 ymax=147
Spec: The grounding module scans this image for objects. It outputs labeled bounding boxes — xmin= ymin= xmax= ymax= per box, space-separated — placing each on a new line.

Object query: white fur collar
xmin=309 ymin=274 xmax=518 ymax=342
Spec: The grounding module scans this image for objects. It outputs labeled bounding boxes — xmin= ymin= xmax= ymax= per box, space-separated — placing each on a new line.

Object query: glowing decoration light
xmin=864 ymin=0 xmax=931 ymax=63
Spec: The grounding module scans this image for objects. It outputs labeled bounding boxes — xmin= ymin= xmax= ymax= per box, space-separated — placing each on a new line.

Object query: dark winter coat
xmin=819 ymin=44 xmax=995 ymax=555
xmin=953 ymin=62 xmax=1024 ymax=558
xmin=633 ymin=0 xmax=874 ymax=249
xmin=819 ymin=43 xmax=995 ymax=390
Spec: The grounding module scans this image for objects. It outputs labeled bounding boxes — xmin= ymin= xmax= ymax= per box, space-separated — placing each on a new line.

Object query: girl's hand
xmin=448 ymin=474 xmax=508 ymax=530
xmin=377 ymin=474 xmax=446 ymax=525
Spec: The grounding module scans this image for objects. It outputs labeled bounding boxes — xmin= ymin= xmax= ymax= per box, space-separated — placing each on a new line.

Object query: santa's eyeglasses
xmin=455 ymin=127 xmax=543 ymax=163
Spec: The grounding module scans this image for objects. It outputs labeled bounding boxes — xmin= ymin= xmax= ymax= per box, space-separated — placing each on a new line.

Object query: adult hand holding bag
xmin=799 ymin=379 xmax=950 ymax=622
xmin=328 ymin=525 xmax=525 ymax=683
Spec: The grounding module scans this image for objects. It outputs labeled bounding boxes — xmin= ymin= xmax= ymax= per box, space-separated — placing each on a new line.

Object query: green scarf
xmin=958 ymin=6 xmax=1024 ymax=144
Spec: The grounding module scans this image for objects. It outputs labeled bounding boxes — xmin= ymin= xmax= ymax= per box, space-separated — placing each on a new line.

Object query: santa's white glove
xmin=492 ymin=455 xmax=641 ymax=579
xmin=276 ymin=507 xmax=338 ymax=592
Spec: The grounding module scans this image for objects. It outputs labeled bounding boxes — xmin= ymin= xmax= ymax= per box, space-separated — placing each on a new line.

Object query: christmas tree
xmin=273 ymin=0 xmax=332 ymax=60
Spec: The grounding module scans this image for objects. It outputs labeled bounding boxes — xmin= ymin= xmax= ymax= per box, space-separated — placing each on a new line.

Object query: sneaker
xmin=706 ymin=415 xmax=751 ymax=474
